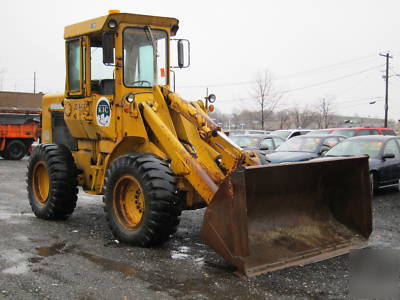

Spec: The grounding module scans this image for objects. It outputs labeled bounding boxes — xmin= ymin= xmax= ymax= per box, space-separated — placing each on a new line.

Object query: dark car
xmin=229 ymin=134 xmax=285 ymax=155
xmin=266 ymin=135 xmax=346 ymax=164
xmin=323 ymin=135 xmax=400 ymax=194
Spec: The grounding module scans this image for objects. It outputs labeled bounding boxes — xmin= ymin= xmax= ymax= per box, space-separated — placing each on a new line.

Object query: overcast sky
xmin=2 ymin=0 xmax=400 ymax=120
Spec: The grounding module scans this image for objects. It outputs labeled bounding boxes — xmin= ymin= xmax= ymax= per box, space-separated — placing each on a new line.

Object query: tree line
xmin=210 ymin=70 xmax=391 ymax=130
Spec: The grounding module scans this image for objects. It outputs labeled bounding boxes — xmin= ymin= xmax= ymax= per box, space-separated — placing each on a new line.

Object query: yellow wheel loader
xmin=26 ymin=11 xmax=372 ymax=277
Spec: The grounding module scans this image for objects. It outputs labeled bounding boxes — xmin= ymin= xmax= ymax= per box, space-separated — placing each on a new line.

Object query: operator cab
xmin=64 ymin=11 xmax=188 ymax=99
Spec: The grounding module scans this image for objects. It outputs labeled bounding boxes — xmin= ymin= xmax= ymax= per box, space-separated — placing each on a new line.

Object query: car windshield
xmin=271 ymin=130 xmax=291 ymax=139
xmin=230 ymin=136 xmax=261 ymax=148
xmin=330 ymin=129 xmax=356 ymax=137
xmin=325 ymin=139 xmax=383 ymax=158
xmin=276 ymin=137 xmax=321 ymax=153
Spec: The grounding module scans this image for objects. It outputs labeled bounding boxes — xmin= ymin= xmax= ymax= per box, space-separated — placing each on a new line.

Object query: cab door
xmin=64 ymin=36 xmax=93 ymax=139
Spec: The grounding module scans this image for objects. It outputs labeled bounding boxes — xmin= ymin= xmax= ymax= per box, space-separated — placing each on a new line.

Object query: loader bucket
xmin=202 ymin=156 xmax=372 ymax=277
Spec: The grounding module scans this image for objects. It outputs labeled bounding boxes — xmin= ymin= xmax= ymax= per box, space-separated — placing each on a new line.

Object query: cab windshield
xmin=123 ymin=27 xmax=168 ymax=87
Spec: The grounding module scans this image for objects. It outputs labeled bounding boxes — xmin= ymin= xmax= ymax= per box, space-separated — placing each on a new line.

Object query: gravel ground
xmin=0 ymin=157 xmax=399 ymax=299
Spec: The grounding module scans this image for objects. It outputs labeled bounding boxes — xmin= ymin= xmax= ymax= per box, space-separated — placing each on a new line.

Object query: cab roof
xmin=64 ymin=12 xmax=179 ymax=39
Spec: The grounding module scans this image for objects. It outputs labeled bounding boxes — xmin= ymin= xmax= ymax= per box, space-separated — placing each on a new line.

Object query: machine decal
xmin=96 ymin=97 xmax=111 ymax=127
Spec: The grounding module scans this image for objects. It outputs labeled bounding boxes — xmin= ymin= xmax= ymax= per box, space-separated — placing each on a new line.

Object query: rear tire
xmin=104 ymin=153 xmax=180 ymax=247
xmin=3 ymin=140 xmax=27 ymax=160
xmin=27 ymin=144 xmax=78 ymax=220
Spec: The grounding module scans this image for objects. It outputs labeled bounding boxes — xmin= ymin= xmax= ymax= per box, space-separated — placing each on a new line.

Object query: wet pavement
xmin=1 ymin=157 xmax=400 ymax=299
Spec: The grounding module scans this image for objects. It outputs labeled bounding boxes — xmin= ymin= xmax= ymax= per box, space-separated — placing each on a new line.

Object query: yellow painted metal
xmin=113 ymin=175 xmax=145 ymax=229
xmin=141 ymin=102 xmax=219 ymax=203
xmin=64 ymin=13 xmax=179 ymax=39
xmin=32 ymin=161 xmax=50 ymax=204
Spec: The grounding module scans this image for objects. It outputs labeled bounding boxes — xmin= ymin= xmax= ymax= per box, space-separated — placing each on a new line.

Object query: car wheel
xmin=3 ymin=140 xmax=27 ymax=160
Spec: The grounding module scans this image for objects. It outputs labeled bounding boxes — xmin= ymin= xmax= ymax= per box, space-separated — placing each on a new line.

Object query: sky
xmin=2 ymin=0 xmax=400 ymax=121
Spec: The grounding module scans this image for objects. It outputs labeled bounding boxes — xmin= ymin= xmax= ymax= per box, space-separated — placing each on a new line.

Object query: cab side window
xmin=67 ymin=40 xmax=82 ymax=93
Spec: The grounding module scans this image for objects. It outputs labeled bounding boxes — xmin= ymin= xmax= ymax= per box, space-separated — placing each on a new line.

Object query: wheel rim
xmin=113 ymin=175 xmax=145 ymax=230
xmin=32 ymin=161 xmax=50 ymax=204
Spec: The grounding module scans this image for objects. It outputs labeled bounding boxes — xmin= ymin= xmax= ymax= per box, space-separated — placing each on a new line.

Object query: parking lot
xmin=1 ymin=157 xmax=400 ymax=299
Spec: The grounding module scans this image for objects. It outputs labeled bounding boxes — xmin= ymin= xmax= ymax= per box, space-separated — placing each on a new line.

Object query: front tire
xmin=27 ymin=144 xmax=78 ymax=220
xmin=3 ymin=140 xmax=27 ymax=160
xmin=104 ymin=153 xmax=180 ymax=247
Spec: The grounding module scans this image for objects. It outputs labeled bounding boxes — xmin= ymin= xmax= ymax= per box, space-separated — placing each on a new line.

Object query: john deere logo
xmin=96 ymin=97 xmax=111 ymax=127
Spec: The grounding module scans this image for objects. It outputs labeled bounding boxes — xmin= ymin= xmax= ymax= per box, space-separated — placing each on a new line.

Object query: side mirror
xmin=383 ymin=153 xmax=395 ymax=160
xmin=178 ymin=40 xmax=184 ymax=68
xmin=172 ymin=39 xmax=190 ymax=68
xmin=102 ymin=32 xmax=114 ymax=64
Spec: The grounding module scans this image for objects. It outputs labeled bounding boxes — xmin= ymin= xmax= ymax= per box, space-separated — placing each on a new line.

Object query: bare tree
xmin=251 ymin=70 xmax=281 ymax=129
xmin=316 ymin=98 xmax=334 ymax=128
xmin=276 ymin=110 xmax=291 ymax=129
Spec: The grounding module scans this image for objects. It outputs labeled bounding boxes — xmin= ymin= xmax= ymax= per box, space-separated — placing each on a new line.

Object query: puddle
xmin=34 ymin=241 xmax=136 ymax=277
xmin=170 ymin=246 xmax=205 ymax=266
xmin=36 ymin=242 xmax=67 ymax=257
xmin=171 ymin=246 xmax=191 ymax=260
xmin=76 ymin=251 xmax=136 ymax=276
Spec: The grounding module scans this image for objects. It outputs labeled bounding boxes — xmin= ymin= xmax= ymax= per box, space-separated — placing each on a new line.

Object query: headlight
xmin=126 ymin=93 xmax=135 ymax=103
xmin=207 ymin=94 xmax=216 ymax=103
xmin=108 ymin=19 xmax=118 ymax=29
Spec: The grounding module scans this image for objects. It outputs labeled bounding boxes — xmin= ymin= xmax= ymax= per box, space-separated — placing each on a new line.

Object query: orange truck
xmin=0 ymin=107 xmax=40 ymax=160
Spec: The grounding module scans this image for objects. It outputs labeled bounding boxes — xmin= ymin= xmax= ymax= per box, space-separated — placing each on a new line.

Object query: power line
xmin=280 ymin=64 xmax=384 ymax=94
xmin=178 ymin=54 xmax=379 ymax=89
xmin=277 ymin=54 xmax=378 ymax=80
xmin=216 ymin=65 xmax=383 ymax=103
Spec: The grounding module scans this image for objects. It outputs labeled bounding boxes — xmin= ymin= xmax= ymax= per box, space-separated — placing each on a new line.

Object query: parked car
xmin=229 ymin=129 xmax=270 ymax=136
xmin=229 ymin=134 xmax=285 ymax=155
xmin=330 ymin=127 xmax=396 ymax=137
xmin=323 ymin=135 xmax=400 ymax=194
xmin=305 ymin=129 xmax=334 ymax=135
xmin=306 ymin=127 xmax=396 ymax=137
xmin=266 ymin=135 xmax=346 ymax=164
xmin=270 ymin=129 xmax=311 ymax=140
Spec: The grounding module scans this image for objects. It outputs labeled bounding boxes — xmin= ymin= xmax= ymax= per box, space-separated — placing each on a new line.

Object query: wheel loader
xmin=27 ymin=10 xmax=372 ymax=277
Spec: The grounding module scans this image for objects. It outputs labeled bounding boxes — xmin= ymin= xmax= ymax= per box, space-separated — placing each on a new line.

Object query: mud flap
xmin=202 ymin=156 xmax=372 ymax=277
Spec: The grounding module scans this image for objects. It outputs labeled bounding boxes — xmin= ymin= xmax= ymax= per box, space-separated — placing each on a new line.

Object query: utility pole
xmin=33 ymin=71 xmax=36 ymax=94
xmin=379 ymin=52 xmax=393 ymax=127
